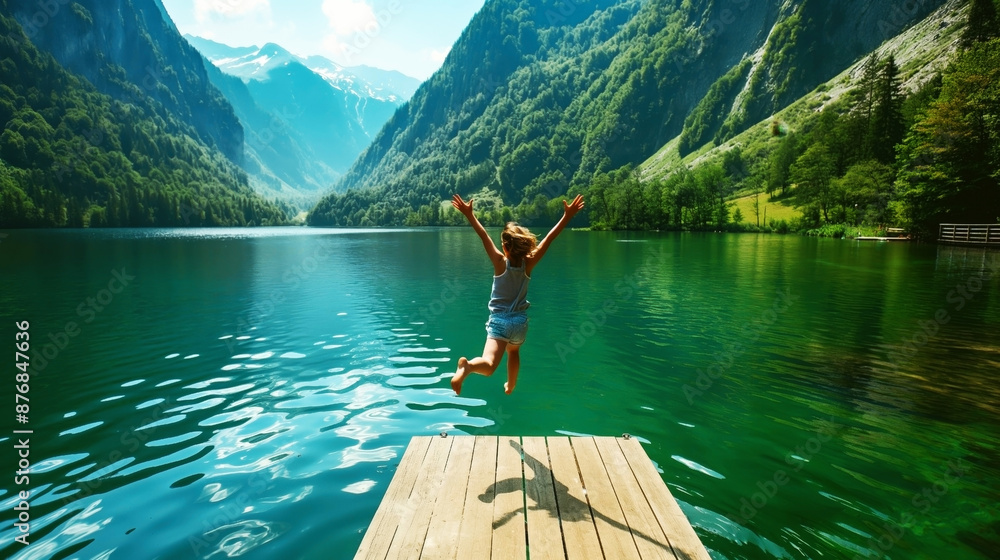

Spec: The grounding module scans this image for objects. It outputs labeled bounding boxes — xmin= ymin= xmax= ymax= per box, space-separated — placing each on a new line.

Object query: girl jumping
xmin=450 ymin=193 xmax=585 ymax=395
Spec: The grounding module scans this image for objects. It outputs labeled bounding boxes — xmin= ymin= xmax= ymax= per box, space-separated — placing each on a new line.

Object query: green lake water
xmin=1 ymin=228 xmax=998 ymax=559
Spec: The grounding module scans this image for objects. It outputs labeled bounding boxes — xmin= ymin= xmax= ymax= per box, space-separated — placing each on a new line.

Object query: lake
xmin=1 ymin=228 xmax=998 ymax=559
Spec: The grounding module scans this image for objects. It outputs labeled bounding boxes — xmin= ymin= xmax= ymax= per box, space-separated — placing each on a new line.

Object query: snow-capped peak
xmin=186 ymin=35 xmax=420 ymax=102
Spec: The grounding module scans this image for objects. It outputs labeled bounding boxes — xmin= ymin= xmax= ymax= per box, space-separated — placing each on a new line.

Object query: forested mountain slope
xmin=7 ymin=0 xmax=243 ymax=163
xmin=629 ymin=0 xmax=998 ymax=237
xmin=309 ymin=0 xmax=946 ymax=227
xmin=0 ymin=2 xmax=289 ymax=227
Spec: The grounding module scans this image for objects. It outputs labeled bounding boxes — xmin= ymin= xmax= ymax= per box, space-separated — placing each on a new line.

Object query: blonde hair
xmin=501 ymin=222 xmax=537 ymax=266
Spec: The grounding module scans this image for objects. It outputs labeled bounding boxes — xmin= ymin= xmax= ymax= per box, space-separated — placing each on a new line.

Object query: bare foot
xmin=451 ymin=357 xmax=468 ymax=395
xmin=504 ymin=369 xmax=517 ymax=394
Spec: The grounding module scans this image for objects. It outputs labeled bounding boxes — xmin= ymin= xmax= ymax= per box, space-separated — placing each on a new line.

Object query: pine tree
xmin=767 ymin=135 xmax=800 ymax=196
xmin=871 ymin=55 xmax=905 ymax=164
xmin=790 ymin=142 xmax=837 ymax=223
xmin=960 ymin=0 xmax=999 ymax=48
xmin=846 ymin=53 xmax=882 ymax=162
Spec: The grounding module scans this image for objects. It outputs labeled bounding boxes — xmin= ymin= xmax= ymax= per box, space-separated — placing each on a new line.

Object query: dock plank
xmin=573 ymin=437 xmax=642 ymax=560
xmin=522 ymin=437 xmax=565 ymax=559
xmin=354 ymin=437 xmax=431 ymax=560
xmin=547 ymin=437 xmax=603 ymax=560
xmin=422 ymin=436 xmax=475 ymax=559
xmin=386 ymin=435 xmax=453 ymax=559
xmin=491 ymin=436 xmax=526 ymax=560
xmin=594 ymin=437 xmax=676 ymax=560
xmin=455 ymin=436 xmax=499 ymax=560
xmin=619 ymin=437 xmax=712 ymax=560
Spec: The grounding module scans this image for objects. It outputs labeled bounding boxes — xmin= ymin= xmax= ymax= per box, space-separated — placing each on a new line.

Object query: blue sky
xmin=159 ymin=0 xmax=487 ymax=80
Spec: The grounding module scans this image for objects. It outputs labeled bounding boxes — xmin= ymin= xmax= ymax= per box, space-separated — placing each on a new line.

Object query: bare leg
xmin=452 ymin=338 xmax=507 ymax=395
xmin=466 ymin=338 xmax=507 ymax=376
xmin=504 ymin=345 xmax=520 ymax=394
xmin=450 ymin=357 xmax=469 ymax=394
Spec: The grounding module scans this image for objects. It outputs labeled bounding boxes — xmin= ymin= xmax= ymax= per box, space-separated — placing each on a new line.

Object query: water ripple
xmin=671 ymin=455 xmax=727 ymax=480
xmin=147 ymin=431 xmax=202 ymax=447
xmin=116 ymin=445 xmax=213 ymax=479
xmin=59 ymin=422 xmax=104 ymax=436
xmin=135 ymin=415 xmax=185 ymax=431
xmin=29 ymin=454 xmax=89 ymax=475
xmin=205 ymin=519 xmax=282 ymax=558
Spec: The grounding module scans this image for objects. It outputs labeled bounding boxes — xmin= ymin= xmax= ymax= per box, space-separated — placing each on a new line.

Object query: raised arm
xmin=452 ymin=194 xmax=505 ymax=274
xmin=526 ymin=194 xmax=584 ymax=275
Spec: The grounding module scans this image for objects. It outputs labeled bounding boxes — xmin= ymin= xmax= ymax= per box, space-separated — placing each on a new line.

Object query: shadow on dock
xmin=478 ymin=439 xmax=696 ymax=560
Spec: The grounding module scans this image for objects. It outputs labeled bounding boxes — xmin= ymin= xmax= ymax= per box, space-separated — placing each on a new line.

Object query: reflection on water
xmin=0 ymin=229 xmax=997 ymax=559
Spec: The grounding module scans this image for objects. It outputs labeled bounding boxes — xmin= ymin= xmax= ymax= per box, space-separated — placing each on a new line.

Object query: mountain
xmin=297 ymin=56 xmax=418 ymax=138
xmin=194 ymin=40 xmax=299 ymax=80
xmin=187 ymin=36 xmax=419 ymax=104
xmin=178 ymin=35 xmax=258 ymax=62
xmin=308 ymin=0 xmax=950 ymax=227
xmin=196 ymin=50 xmax=340 ymax=207
xmin=184 ymin=35 xmax=420 ymax=205
xmin=7 ymin=0 xmax=243 ymax=163
xmin=326 ymin=63 xmax=420 ymax=102
xmin=642 ymin=0 xmax=972 ymax=181
xmin=0 ymin=0 xmax=290 ymax=227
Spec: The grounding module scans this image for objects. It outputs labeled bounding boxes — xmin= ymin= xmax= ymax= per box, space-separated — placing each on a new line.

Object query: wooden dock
xmin=856 ymin=236 xmax=910 ymax=242
xmin=939 ymin=223 xmax=1000 ymax=245
xmin=354 ymin=435 xmax=712 ymax=560
xmin=857 ymin=227 xmax=910 ymax=242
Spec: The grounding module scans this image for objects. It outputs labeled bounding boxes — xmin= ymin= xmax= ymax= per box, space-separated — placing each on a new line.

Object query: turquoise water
xmin=1 ymin=228 xmax=998 ymax=559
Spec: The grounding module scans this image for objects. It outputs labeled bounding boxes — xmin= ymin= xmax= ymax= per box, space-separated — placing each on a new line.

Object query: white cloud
xmin=321 ymin=34 xmax=352 ymax=61
xmin=194 ymin=0 xmax=270 ymax=22
xmin=322 ymin=0 xmax=377 ymax=36
xmin=429 ymin=47 xmax=450 ymax=65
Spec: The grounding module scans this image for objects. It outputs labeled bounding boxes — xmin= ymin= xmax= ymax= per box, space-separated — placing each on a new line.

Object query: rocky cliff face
xmin=8 ymin=0 xmax=243 ymax=162
xmin=740 ymin=0 xmax=946 ymax=121
xmin=675 ymin=0 xmax=948 ymax=153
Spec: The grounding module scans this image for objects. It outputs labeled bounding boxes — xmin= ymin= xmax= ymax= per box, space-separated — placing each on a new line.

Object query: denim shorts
xmin=485 ymin=312 xmax=528 ymax=345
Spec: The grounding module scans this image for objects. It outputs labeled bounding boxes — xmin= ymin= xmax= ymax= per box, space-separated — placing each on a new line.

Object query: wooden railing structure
xmin=939 ymin=223 xmax=1000 ymax=245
